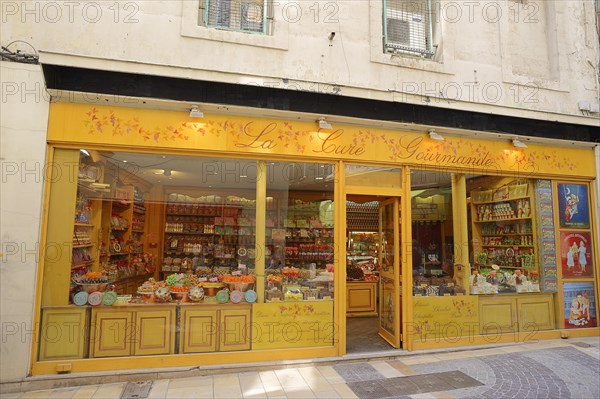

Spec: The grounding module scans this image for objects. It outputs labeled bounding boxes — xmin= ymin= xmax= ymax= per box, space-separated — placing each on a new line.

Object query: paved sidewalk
xmin=3 ymin=337 xmax=599 ymax=399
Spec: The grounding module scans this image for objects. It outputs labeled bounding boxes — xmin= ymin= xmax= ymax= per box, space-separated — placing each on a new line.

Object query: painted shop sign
xmin=251 ymin=301 xmax=336 ymax=349
xmin=47 ymin=103 xmax=595 ymax=177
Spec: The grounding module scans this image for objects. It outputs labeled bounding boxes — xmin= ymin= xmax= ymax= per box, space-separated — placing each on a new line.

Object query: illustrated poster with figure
xmin=558 ymin=183 xmax=590 ymax=229
xmin=560 ymin=231 xmax=593 ymax=278
xmin=563 ymin=282 xmax=597 ymax=328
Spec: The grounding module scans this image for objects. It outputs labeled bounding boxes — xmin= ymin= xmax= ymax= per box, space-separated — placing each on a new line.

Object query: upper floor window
xmin=384 ymin=0 xmax=434 ymax=58
xmin=199 ymin=0 xmax=271 ymax=34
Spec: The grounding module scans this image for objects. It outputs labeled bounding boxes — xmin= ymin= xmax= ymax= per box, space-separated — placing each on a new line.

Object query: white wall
xmin=0 ymin=61 xmax=49 ymax=381
xmin=1 ymin=0 xmax=598 ymax=124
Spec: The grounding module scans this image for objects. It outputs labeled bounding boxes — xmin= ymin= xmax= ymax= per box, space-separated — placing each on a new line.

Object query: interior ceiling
xmin=100 ymin=151 xmax=334 ymax=192
xmin=95 ymin=151 xmax=455 ymax=194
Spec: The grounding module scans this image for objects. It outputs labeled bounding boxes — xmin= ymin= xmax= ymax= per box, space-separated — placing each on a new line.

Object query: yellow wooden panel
xmin=479 ymin=297 xmax=517 ymax=334
xmin=347 ymin=283 xmax=376 ymax=313
xmin=134 ymin=309 xmax=175 ymax=356
xmin=517 ymin=295 xmax=555 ymax=332
xmin=252 ymin=301 xmax=335 ymax=350
xmin=42 ymin=148 xmax=79 ymax=306
xmin=91 ymin=310 xmax=132 ymax=358
xmin=411 ymin=296 xmax=479 ymax=342
xmin=180 ymin=308 xmax=218 ymax=353
xmin=47 ymin=103 xmax=596 ymax=178
xmin=220 ymin=308 xmax=251 ymax=352
xmin=39 ymin=307 xmax=88 ymax=361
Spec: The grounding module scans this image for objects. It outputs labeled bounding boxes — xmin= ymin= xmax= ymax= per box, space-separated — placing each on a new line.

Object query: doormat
xmin=120 ymin=381 xmax=153 ymax=399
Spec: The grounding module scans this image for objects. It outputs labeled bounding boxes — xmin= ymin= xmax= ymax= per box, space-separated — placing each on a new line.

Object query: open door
xmin=378 ymin=198 xmax=402 ymax=348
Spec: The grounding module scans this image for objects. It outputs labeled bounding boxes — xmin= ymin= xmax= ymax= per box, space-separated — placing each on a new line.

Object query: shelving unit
xmin=99 ymin=184 xmax=153 ymax=293
xmin=471 ymin=183 xmax=538 ymax=273
xmin=70 ymin=183 xmax=102 ymax=281
xmin=161 ymin=196 xmax=262 ymax=274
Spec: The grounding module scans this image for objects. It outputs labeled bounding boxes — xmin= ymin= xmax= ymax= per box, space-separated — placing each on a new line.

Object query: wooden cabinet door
xmin=39 ymin=307 xmax=88 ymax=360
xmin=133 ymin=308 xmax=175 ymax=356
xmin=180 ymin=308 xmax=218 ymax=353
xmin=220 ymin=308 xmax=251 ymax=352
xmin=478 ymin=296 xmax=517 ymax=335
xmin=517 ymin=295 xmax=555 ymax=332
xmin=91 ymin=309 xmax=133 ymax=358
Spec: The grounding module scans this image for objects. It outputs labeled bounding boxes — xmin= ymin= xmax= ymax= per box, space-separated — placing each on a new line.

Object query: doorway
xmin=345 ymin=195 xmax=402 ymax=353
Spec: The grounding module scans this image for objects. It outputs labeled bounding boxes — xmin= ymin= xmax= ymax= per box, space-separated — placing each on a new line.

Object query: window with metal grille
xmin=384 ymin=0 xmax=434 ymax=57
xmin=198 ymin=0 xmax=271 ymax=34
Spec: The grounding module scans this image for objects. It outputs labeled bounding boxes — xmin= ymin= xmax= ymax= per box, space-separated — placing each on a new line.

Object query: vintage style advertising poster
xmin=563 ymin=282 xmax=597 ymax=328
xmin=560 ymin=231 xmax=593 ymax=278
xmin=558 ymin=183 xmax=590 ymax=229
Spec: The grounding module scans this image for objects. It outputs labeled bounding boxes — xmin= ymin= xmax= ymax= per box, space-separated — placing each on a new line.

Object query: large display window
xmin=39 ymin=149 xmax=337 ymax=362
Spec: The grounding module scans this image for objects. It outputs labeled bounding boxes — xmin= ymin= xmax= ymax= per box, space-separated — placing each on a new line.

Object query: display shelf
xmin=472 ymin=195 xmax=530 ymax=205
xmin=474 ymin=217 xmax=530 ymax=223
xmin=470 ymin=181 xmax=539 ymax=288
xmin=481 ymin=233 xmax=533 ymax=237
xmin=74 ymin=223 xmax=94 ymax=227
xmin=481 ymin=245 xmax=534 ymax=248
xmin=73 ymin=243 xmax=93 ymax=249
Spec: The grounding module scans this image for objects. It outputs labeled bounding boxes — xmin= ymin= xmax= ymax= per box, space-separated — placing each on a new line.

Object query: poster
xmin=558 ymin=183 xmax=590 ymax=228
xmin=560 ymin=231 xmax=593 ymax=278
xmin=563 ymin=282 xmax=597 ymax=328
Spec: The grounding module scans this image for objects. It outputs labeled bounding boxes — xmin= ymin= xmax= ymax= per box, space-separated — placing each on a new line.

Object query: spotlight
xmin=163 ymin=169 xmax=172 ymax=176
xmin=428 ymin=130 xmax=445 ymax=141
xmin=189 ymin=106 xmax=204 ymax=118
xmin=512 ymin=139 xmax=528 ymax=148
xmin=318 ymin=117 xmax=333 ymax=130
xmin=80 ymin=149 xmax=90 ymax=157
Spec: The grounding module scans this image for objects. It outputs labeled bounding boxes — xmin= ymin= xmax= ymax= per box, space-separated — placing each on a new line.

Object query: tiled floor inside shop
xmin=346 ymin=317 xmax=394 ymax=354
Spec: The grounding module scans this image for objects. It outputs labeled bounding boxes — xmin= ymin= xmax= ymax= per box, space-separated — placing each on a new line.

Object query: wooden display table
xmin=346 ymin=281 xmax=377 ymax=316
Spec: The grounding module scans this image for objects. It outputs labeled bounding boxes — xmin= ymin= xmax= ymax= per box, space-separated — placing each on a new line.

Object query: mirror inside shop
xmin=67 ymin=150 xmax=544 ymax=308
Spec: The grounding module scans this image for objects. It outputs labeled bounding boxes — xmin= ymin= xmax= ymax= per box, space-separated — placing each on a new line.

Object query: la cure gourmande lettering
xmin=235 ymin=122 xmax=493 ymax=168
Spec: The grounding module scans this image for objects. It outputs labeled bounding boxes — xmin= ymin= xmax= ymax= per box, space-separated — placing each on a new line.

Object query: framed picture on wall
xmin=560 ymin=231 xmax=593 ymax=278
xmin=557 ymin=183 xmax=590 ymax=229
xmin=563 ymin=282 xmax=597 ymax=328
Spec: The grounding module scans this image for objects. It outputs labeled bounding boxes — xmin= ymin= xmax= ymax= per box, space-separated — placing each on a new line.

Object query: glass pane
xmin=468 ymin=176 xmax=542 ymax=295
xmin=266 ymin=162 xmax=335 ymax=302
xmin=380 ymin=202 xmax=395 ymax=274
xmin=411 ymin=169 xmax=459 ymax=296
xmin=380 ymin=277 xmax=396 ymax=335
xmin=345 ymin=165 xmax=401 ymax=189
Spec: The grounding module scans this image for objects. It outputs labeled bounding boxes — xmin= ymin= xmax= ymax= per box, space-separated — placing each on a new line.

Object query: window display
xmin=470 ymin=178 xmax=540 ymax=294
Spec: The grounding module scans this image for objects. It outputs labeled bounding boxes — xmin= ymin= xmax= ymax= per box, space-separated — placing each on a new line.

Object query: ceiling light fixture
xmin=189 ymin=105 xmax=204 ymax=118
xmin=428 ymin=129 xmax=445 ymax=141
xmin=318 ymin=117 xmax=332 ymax=130
xmin=512 ymin=139 xmax=528 ymax=148
xmin=163 ymin=169 xmax=172 ymax=176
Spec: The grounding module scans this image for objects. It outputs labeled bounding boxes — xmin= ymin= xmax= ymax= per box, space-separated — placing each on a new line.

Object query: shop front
xmin=32 ymin=101 xmax=599 ymax=375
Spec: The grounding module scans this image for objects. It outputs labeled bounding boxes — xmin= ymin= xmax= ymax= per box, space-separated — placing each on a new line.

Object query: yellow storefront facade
xmin=32 ymin=102 xmax=599 ymax=375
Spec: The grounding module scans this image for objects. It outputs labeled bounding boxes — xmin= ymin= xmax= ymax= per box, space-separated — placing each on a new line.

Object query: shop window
xmin=266 ymin=162 xmax=335 ymax=302
xmin=384 ymin=0 xmax=435 ymax=58
xmin=199 ymin=0 xmax=272 ymax=35
xmin=410 ymin=168 xmax=461 ymax=296
xmin=40 ymin=151 xmax=339 ymax=360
